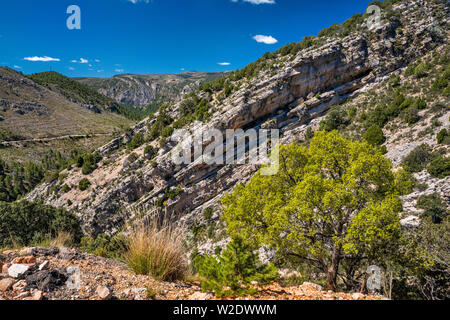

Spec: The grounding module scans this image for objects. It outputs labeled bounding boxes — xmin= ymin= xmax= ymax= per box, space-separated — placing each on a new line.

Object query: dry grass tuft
xmin=50 ymin=231 xmax=75 ymax=248
xmin=124 ymin=219 xmax=187 ymax=282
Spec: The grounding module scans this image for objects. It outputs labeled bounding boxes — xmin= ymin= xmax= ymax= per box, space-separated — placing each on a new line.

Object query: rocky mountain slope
xmin=27 ymin=0 xmax=449 ymax=258
xmin=76 ymin=71 xmax=229 ymax=107
xmin=0 ymin=68 xmax=133 ymax=161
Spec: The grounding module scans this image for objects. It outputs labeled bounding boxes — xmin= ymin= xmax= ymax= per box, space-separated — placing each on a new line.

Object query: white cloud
xmin=115 ymin=69 xmax=124 ymax=73
xmin=94 ymin=59 xmax=101 ymax=63
xmin=71 ymin=58 xmax=89 ymax=63
xmin=232 ymin=0 xmax=275 ymax=4
xmin=24 ymin=56 xmax=60 ymax=62
xmin=68 ymin=66 xmax=75 ymax=71
xmin=128 ymin=0 xmax=150 ymax=3
xmin=218 ymin=62 xmax=231 ymax=66
xmin=13 ymin=65 xmax=22 ymax=69
xmin=253 ymin=35 xmax=278 ymax=44
xmin=97 ymin=70 xmax=104 ymax=73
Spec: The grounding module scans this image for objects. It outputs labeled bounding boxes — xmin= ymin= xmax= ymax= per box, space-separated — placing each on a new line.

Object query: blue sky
xmin=0 ymin=0 xmax=373 ymax=77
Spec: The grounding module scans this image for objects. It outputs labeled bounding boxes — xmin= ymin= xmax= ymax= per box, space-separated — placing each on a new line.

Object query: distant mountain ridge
xmin=76 ymin=71 xmax=229 ymax=108
xmin=0 ymin=67 xmax=133 ymax=161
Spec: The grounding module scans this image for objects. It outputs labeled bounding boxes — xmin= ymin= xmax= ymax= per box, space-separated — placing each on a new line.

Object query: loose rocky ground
xmin=0 ymin=247 xmax=383 ymax=301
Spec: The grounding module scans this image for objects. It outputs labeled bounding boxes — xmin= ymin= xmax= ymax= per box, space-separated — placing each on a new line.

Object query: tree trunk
xmin=326 ymin=247 xmax=341 ymax=291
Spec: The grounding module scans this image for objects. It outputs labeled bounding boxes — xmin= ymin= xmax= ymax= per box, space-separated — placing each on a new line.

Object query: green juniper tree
xmin=222 ymin=130 xmax=413 ymax=291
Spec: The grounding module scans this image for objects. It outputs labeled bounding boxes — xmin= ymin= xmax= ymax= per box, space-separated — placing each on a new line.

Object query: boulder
xmin=59 ymin=247 xmax=77 ymax=260
xmin=15 ymin=291 xmax=30 ymax=300
xmin=12 ymin=280 xmax=27 ymax=291
xmin=34 ymin=247 xmax=59 ymax=256
xmin=8 ymin=264 xmax=31 ymax=278
xmin=400 ymin=215 xmax=421 ymax=229
xmin=2 ymin=263 xmax=10 ymax=274
xmin=0 ymin=278 xmax=15 ymax=291
xmin=32 ymin=290 xmax=44 ymax=300
xmin=299 ymin=282 xmax=323 ymax=292
xmin=25 ymin=269 xmax=68 ymax=292
xmin=190 ymin=291 xmax=213 ymax=300
xmin=13 ymin=256 xmax=36 ymax=264
xmin=96 ymin=286 xmax=112 ymax=300
xmin=352 ymin=292 xmax=364 ymax=300
xmin=19 ymin=247 xmax=35 ymax=256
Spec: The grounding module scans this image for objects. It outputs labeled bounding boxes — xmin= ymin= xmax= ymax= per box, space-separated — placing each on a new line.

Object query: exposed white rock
xmin=401 ymin=216 xmax=421 ymax=229
xmin=8 ymin=264 xmax=31 ymax=278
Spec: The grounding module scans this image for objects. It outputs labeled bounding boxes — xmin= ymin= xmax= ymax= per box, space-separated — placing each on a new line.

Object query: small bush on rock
xmin=79 ymin=178 xmax=91 ymax=191
xmin=417 ymin=193 xmax=448 ymax=224
xmin=127 ymin=132 xmax=145 ymax=150
xmin=363 ymin=124 xmax=385 ymax=146
xmin=427 ymin=155 xmax=450 ymax=179
xmin=144 ymin=145 xmax=156 ymax=159
xmin=402 ymin=144 xmax=433 ymax=173
xmin=437 ymin=129 xmax=449 ymax=144
xmin=195 ymin=237 xmax=278 ymax=297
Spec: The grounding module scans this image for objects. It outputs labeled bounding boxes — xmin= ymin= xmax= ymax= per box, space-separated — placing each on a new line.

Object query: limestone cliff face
xmin=27 ymin=0 xmax=449 ymax=242
xmin=77 ymin=71 xmax=228 ymax=107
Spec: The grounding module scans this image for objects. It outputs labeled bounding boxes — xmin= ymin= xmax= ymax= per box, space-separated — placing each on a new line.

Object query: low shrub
xmin=165 ymin=186 xmax=183 ymax=200
xmin=127 ymin=153 xmax=139 ymax=164
xmin=44 ymin=171 xmax=60 ymax=183
xmin=437 ymin=129 xmax=449 ymax=144
xmin=365 ymin=105 xmax=389 ymax=128
xmin=417 ymin=193 xmax=448 ymax=224
xmin=427 ymin=155 xmax=450 ymax=179
xmin=80 ymin=234 xmax=127 ymax=259
xmin=401 ymin=106 xmax=420 ymax=125
xmin=195 ymin=237 xmax=278 ymax=297
xmin=414 ymin=62 xmax=428 ymax=79
xmin=79 ymin=178 xmax=91 ymax=191
xmin=61 ymin=184 xmax=71 ymax=193
xmin=81 ymin=152 xmax=101 ymax=175
xmin=127 ymin=132 xmax=145 ymax=150
xmin=144 ymin=145 xmax=157 ymax=159
xmin=402 ymin=144 xmax=433 ymax=173
xmin=319 ymin=106 xmax=348 ymax=131
xmin=149 ymin=111 xmax=173 ymax=140
xmin=389 ymin=74 xmax=401 ymax=87
xmin=203 ymin=207 xmax=213 ymax=220
xmin=431 ymin=77 xmax=448 ymax=93
xmin=415 ymin=97 xmax=427 ymax=110
xmin=442 ymin=86 xmax=450 ymax=96
xmin=363 ymin=124 xmax=385 ymax=146
xmin=0 ymin=201 xmax=82 ymax=248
